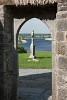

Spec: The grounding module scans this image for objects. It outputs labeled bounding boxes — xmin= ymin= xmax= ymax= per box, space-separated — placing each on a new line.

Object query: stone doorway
xmin=0 ymin=3 xmax=57 ymax=100
xmin=13 ymin=3 xmax=57 ymax=100
xmin=1 ymin=2 xmax=67 ymax=100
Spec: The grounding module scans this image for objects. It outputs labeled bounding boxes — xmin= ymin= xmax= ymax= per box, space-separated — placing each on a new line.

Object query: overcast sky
xmin=19 ymin=18 xmax=51 ymax=34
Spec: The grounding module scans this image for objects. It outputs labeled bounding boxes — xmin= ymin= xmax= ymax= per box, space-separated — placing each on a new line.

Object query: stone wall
xmin=14 ymin=5 xmax=57 ymax=100
xmin=52 ymin=1 xmax=67 ymax=100
xmin=0 ymin=1 xmax=67 ymax=100
xmin=0 ymin=5 xmax=18 ymax=100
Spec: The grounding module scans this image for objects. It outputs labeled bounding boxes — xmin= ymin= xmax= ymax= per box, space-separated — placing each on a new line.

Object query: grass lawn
xmin=18 ymin=51 xmax=52 ymax=69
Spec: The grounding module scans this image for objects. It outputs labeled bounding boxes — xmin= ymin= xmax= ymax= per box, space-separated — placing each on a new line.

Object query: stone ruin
xmin=0 ymin=0 xmax=67 ymax=100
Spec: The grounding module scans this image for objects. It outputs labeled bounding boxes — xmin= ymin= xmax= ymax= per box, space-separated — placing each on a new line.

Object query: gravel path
xmin=18 ymin=69 xmax=52 ymax=100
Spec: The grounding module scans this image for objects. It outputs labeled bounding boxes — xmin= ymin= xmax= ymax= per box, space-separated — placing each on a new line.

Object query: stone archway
xmin=13 ymin=4 xmax=57 ymax=100
xmin=0 ymin=1 xmax=67 ymax=100
xmin=16 ymin=17 xmax=53 ymax=100
xmin=14 ymin=3 xmax=57 ymax=48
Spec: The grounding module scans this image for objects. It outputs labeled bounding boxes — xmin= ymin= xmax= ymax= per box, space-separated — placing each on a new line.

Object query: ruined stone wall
xmin=52 ymin=1 xmax=67 ymax=100
xmin=0 ymin=1 xmax=67 ymax=100
xmin=0 ymin=5 xmax=18 ymax=100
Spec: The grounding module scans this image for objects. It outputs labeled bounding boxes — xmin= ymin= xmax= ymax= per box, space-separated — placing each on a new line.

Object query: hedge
xmin=18 ymin=46 xmax=27 ymax=53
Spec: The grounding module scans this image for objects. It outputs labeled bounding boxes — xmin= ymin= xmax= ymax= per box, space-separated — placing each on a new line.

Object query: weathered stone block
xmin=64 ymin=76 xmax=67 ymax=86
xmin=0 ymin=34 xmax=11 ymax=43
xmin=0 ymin=51 xmax=14 ymax=72
xmin=58 ymin=56 xmax=67 ymax=69
xmin=4 ymin=52 xmax=13 ymax=72
xmin=4 ymin=8 xmax=13 ymax=35
xmin=4 ymin=22 xmax=13 ymax=34
xmin=58 ymin=88 xmax=67 ymax=100
xmin=58 ymin=2 xmax=67 ymax=11
xmin=62 ymin=0 xmax=67 ymax=2
xmin=57 ymin=19 xmax=67 ymax=31
xmin=56 ymin=31 xmax=64 ymax=41
xmin=0 ymin=72 xmax=17 ymax=100
xmin=57 ymin=42 xmax=65 ymax=55
xmin=0 ymin=12 xmax=4 ymax=18
xmin=64 ymin=32 xmax=67 ymax=41
xmin=57 ymin=11 xmax=67 ymax=19
xmin=57 ymin=75 xmax=65 ymax=86
xmin=65 ymin=43 xmax=67 ymax=56
xmin=11 ymin=75 xmax=18 ymax=99
xmin=58 ymin=67 xmax=67 ymax=87
xmin=58 ymin=69 xmax=66 ymax=76
xmin=0 ymin=43 xmax=13 ymax=52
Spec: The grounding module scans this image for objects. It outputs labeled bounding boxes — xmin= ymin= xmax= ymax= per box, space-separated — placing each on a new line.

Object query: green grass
xmin=18 ymin=51 xmax=52 ymax=69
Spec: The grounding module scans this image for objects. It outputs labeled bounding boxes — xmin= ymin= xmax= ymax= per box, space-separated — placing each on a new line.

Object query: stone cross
xmin=29 ymin=30 xmax=35 ymax=59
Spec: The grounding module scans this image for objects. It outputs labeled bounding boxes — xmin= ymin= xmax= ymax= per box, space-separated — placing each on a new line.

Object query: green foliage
xmin=18 ymin=46 xmax=27 ymax=53
xmin=18 ymin=51 xmax=52 ymax=69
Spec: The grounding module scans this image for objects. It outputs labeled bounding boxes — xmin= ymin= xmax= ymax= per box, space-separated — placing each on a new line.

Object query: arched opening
xmin=17 ymin=18 xmax=52 ymax=100
xmin=18 ymin=18 xmax=52 ymax=68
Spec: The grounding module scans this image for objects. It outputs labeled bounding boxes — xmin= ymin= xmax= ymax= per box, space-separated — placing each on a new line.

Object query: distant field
xmin=18 ymin=51 xmax=52 ymax=69
xmin=18 ymin=34 xmax=51 ymax=39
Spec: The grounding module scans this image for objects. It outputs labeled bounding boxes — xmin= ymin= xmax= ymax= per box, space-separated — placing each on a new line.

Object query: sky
xmin=19 ymin=18 xmax=51 ymax=34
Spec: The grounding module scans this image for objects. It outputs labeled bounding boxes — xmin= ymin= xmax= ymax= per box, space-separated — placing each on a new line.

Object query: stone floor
xmin=18 ymin=69 xmax=52 ymax=100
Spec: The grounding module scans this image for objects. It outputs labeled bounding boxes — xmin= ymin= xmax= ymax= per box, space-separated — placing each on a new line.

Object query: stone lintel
xmin=0 ymin=0 xmax=58 ymax=6
xmin=0 ymin=0 xmax=65 ymax=6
